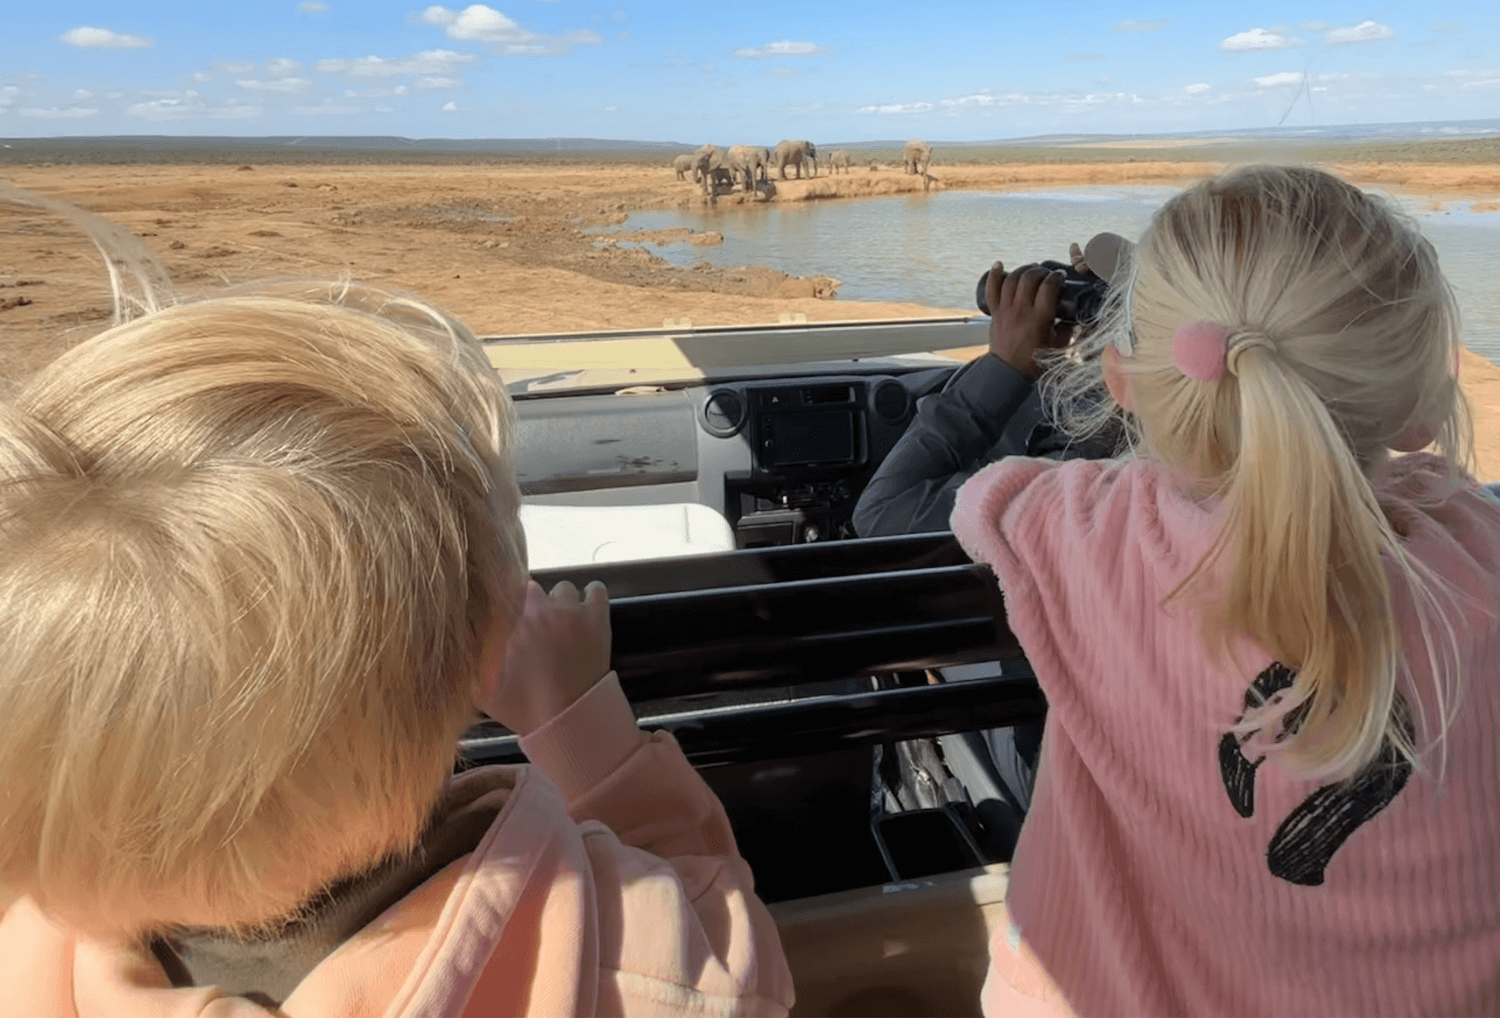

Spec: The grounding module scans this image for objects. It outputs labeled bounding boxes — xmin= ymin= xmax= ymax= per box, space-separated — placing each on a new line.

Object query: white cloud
xmin=1460 ymin=77 xmax=1500 ymax=89
xmin=1255 ymin=71 xmax=1305 ymax=87
xmin=73 ymin=89 xmax=93 ymax=101
xmin=214 ymin=60 xmax=257 ymax=74
xmin=1325 ymin=21 xmax=1394 ymax=45
xmin=19 ymin=106 xmax=100 ymax=119
xmin=0 ymin=86 xmax=20 ymax=108
xmin=342 ymin=84 xmax=412 ymax=97
xmin=856 ymin=102 xmax=933 ymax=114
xmin=441 ymin=100 xmax=459 ymax=112
xmin=190 ymin=71 xmax=213 ymax=83
xmin=104 ymin=91 xmax=124 ymax=100
xmin=416 ymin=5 xmax=600 ymax=53
xmin=732 ymin=40 xmax=823 ymax=58
xmin=316 ymin=49 xmax=475 ymax=77
xmin=942 ymin=92 xmax=1002 ymax=108
xmin=266 ymin=58 xmax=302 ymax=76
xmin=236 ymin=77 xmax=314 ymax=93
xmin=125 ymin=95 xmax=263 ymax=121
xmin=427 ymin=3 xmax=513 ymax=38
xmin=415 ymin=75 xmax=463 ymax=89
xmin=1113 ymin=19 xmax=1168 ymax=32
xmin=60 ymin=26 xmax=153 ymax=49
xmin=937 ymin=88 xmax=1144 ymax=111
xmin=1063 ymin=92 xmax=1141 ymax=107
xmin=291 ymin=100 xmax=362 ymax=115
xmin=1185 ymin=83 xmax=1210 ymax=94
xmin=1221 ymin=28 xmax=1301 ymax=51
xmin=300 ymin=1 xmax=329 ymax=11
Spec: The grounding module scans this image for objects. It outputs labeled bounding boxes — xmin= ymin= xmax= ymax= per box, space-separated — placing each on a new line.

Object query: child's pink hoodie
xmin=953 ymin=452 xmax=1500 ymax=1017
xmin=0 ymin=673 xmax=796 ymax=1017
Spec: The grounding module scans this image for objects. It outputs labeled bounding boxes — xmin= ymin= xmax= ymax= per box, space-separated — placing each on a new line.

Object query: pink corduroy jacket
xmin=0 ymin=673 xmax=795 ymax=1017
xmin=953 ymin=452 xmax=1500 ymax=1017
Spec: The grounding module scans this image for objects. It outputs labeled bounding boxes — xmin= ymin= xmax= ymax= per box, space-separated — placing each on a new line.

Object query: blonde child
xmin=958 ymin=166 xmax=1500 ymax=1016
xmin=0 ymin=189 xmax=793 ymax=1016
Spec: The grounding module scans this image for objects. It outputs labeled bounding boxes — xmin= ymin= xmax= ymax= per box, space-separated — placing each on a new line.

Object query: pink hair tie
xmin=1172 ymin=320 xmax=1232 ymax=381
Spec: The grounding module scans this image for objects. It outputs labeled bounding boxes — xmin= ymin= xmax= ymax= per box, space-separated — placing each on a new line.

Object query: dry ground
xmin=3 ymin=156 xmax=1499 ymax=477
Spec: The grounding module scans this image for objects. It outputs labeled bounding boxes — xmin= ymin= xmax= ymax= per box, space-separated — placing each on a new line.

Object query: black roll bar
xmin=460 ymin=533 xmax=1045 ymax=768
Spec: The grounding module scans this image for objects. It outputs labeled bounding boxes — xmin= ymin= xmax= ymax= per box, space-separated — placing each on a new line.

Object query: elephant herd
xmin=672 ymin=139 xmax=934 ymax=200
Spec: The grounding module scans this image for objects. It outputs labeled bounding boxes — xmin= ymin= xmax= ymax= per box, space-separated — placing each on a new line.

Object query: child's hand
xmin=476 ymin=579 xmax=612 ymax=736
xmin=986 ymin=262 xmax=1071 ymax=381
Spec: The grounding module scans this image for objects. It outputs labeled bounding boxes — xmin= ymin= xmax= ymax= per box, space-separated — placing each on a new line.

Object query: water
xmin=609 ymin=189 xmax=1500 ymax=365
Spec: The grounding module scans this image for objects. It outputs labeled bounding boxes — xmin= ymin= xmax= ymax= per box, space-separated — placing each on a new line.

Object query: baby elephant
xmin=827 ymin=150 xmax=853 ymax=174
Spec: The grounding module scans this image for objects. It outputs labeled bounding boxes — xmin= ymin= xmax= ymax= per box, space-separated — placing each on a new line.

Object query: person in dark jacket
xmin=853 ymin=237 xmax=1128 ymax=855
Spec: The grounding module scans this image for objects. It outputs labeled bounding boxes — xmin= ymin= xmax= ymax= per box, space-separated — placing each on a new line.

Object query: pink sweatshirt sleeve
xmin=950 ymin=455 xmax=1065 ymax=591
xmin=520 ymin=673 xmax=795 ymax=1016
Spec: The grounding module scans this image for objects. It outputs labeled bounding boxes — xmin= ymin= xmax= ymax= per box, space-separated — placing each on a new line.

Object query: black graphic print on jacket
xmin=1219 ymin=663 xmax=1414 ymax=886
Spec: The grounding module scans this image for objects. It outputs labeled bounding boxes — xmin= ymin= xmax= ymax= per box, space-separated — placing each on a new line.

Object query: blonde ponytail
xmin=1111 ymin=166 xmax=1470 ymax=780
xmin=1209 ymin=345 xmax=1406 ymax=775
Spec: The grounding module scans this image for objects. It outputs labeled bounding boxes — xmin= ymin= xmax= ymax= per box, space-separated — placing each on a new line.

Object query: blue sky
xmin=2 ymin=2 xmax=1497 ymax=141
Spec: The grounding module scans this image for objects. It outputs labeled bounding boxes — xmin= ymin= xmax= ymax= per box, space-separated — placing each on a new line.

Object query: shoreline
xmin=2 ymin=156 xmax=1498 ymax=476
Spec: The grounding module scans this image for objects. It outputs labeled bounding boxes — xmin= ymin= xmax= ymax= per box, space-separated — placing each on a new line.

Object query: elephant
xmin=672 ymin=153 xmax=695 ymax=180
xmin=772 ymin=139 xmax=817 ymax=180
xmin=903 ymin=139 xmax=933 ymax=176
xmin=827 ymin=150 xmax=853 ymax=174
xmin=725 ymin=144 xmax=771 ymax=193
xmin=693 ymin=144 xmax=728 ymax=197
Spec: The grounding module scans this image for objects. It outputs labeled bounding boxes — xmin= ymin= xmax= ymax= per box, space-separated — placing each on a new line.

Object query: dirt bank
xmin=3 ymin=158 xmax=1498 ymax=476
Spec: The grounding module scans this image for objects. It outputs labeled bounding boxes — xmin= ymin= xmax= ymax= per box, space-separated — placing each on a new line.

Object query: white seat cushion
xmin=520 ymin=502 xmax=736 ymax=570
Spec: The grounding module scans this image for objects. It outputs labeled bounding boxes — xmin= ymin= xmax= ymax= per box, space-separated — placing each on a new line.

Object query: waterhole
xmin=609 ymin=188 xmax=1500 ymax=364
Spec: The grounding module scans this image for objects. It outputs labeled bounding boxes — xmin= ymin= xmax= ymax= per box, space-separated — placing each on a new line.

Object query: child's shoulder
xmin=954 ymin=454 xmax=1173 ymax=534
xmin=952 ymin=455 xmax=1205 ymax=584
xmin=1372 ymin=452 xmax=1500 ymax=569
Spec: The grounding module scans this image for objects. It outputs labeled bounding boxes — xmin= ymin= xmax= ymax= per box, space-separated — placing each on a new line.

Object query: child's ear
xmin=1102 ymin=344 xmax=1135 ymax=412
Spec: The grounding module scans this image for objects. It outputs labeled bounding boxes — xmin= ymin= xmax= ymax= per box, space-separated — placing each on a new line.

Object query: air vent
xmin=871 ymin=379 xmax=910 ymax=424
xmin=701 ymin=388 xmax=747 ymax=438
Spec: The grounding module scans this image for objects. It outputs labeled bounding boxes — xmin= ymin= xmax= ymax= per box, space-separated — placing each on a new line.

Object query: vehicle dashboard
xmin=513 ymin=365 xmax=955 ymax=547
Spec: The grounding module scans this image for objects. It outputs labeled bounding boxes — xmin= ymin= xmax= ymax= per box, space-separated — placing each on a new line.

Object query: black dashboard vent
xmin=872 ymin=379 xmax=910 ymax=424
xmin=702 ymin=388 xmax=747 ymax=438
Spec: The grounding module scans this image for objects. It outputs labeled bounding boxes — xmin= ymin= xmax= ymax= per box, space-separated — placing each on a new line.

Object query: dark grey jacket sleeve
xmin=853 ymin=355 xmax=1043 ymax=537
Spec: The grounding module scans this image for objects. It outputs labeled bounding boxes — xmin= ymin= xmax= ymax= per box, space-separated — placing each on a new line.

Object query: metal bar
xmin=460 ymin=675 xmax=1047 ymax=768
xmin=603 ymin=561 xmax=1018 ymax=699
xmin=530 ymin=530 xmax=971 ymax=598
xmin=612 ymin=617 xmax=1011 ymax=699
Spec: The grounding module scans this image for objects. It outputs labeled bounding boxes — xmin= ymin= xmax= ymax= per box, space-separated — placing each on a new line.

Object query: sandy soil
xmin=3 ymin=157 xmax=1499 ymax=477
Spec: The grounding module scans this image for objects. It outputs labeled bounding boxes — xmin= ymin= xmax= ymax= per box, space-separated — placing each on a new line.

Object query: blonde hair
xmin=0 ymin=191 xmax=526 ymax=935
xmin=1045 ymin=166 xmax=1472 ymax=780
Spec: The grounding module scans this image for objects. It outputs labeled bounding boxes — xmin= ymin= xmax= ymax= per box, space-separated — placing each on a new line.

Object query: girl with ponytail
xmin=954 ymin=166 xmax=1500 ymax=1017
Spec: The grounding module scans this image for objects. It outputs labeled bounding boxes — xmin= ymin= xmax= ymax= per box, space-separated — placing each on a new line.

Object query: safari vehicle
xmin=462 ymin=315 xmax=1043 ymax=1017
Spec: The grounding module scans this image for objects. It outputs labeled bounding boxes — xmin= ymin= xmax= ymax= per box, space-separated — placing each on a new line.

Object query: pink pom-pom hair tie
xmin=1171 ymin=320 xmax=1232 ymax=381
xmin=1171 ymin=321 xmax=1276 ymax=381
